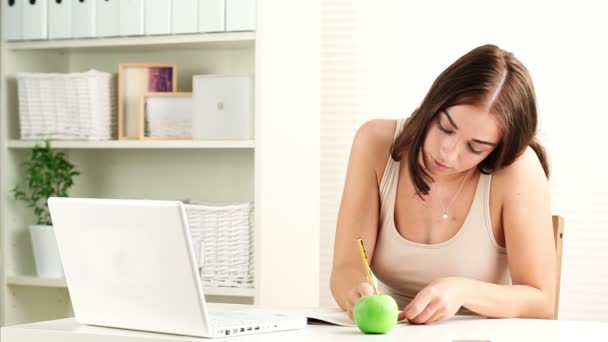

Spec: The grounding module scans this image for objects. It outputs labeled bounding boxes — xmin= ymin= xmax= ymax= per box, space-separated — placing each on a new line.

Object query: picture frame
xmin=118 ymin=63 xmax=177 ymax=140
xmin=140 ymin=92 xmax=193 ymax=140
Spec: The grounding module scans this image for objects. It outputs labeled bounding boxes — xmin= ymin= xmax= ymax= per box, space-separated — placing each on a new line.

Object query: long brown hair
xmin=391 ymin=44 xmax=549 ymax=196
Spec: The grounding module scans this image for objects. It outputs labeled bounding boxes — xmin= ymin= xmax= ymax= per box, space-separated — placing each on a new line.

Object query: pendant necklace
xmin=437 ymin=170 xmax=472 ymax=220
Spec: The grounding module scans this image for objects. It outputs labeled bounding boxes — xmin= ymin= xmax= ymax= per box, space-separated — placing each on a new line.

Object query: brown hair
xmin=391 ymin=44 xmax=549 ymax=196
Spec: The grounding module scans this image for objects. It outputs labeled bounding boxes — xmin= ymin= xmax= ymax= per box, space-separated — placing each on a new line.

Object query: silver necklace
xmin=437 ymin=170 xmax=472 ymax=220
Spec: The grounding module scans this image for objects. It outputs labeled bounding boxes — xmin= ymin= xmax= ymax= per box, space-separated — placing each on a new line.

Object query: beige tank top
xmin=370 ymin=119 xmax=511 ymax=313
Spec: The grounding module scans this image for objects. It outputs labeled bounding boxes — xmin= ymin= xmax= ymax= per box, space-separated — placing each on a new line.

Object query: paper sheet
xmin=238 ymin=307 xmax=356 ymax=327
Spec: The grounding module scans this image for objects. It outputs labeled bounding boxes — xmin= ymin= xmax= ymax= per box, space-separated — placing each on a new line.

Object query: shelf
xmin=6 ymin=275 xmax=67 ymax=288
xmin=6 ymin=140 xmax=255 ymax=150
xmin=6 ymin=32 xmax=256 ymax=51
xmin=5 ymin=275 xmax=255 ymax=297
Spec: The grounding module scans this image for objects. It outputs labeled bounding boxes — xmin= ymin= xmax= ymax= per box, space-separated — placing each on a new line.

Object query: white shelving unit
xmin=5 ymin=276 xmax=255 ymax=297
xmin=7 ymin=140 xmax=255 ymax=149
xmin=1 ymin=1 xmax=322 ymax=329
xmin=1 ymin=32 xmax=257 ymax=325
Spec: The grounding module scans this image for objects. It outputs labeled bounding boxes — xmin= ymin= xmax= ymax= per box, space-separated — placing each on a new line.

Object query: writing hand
xmin=345 ymin=282 xmax=376 ymax=321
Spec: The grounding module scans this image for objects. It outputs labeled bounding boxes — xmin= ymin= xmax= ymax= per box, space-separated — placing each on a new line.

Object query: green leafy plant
xmin=12 ymin=141 xmax=80 ymax=225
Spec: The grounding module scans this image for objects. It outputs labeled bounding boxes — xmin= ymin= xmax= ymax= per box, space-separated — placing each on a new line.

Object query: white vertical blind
xmin=320 ymin=0 xmax=608 ymax=321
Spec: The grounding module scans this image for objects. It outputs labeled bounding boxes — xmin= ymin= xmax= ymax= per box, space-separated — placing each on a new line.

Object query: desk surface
xmin=2 ymin=306 xmax=608 ymax=342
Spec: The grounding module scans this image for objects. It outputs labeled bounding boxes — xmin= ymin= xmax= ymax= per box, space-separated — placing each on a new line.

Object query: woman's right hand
xmin=344 ymin=282 xmax=376 ymax=321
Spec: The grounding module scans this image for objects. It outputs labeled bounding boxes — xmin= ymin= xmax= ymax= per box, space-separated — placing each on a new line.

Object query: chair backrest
xmin=552 ymin=215 xmax=564 ymax=319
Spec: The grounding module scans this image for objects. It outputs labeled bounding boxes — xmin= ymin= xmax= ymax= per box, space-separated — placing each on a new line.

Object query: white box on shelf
xmin=49 ymin=0 xmax=72 ymax=39
xmin=192 ymin=75 xmax=253 ymax=141
xmin=119 ymin=0 xmax=144 ymax=36
xmin=22 ymin=0 xmax=48 ymax=40
xmin=144 ymin=0 xmax=171 ymax=35
xmin=96 ymin=0 xmax=120 ymax=37
xmin=171 ymin=0 xmax=197 ymax=34
xmin=198 ymin=0 xmax=224 ymax=33
xmin=144 ymin=92 xmax=192 ymax=138
xmin=2 ymin=0 xmax=23 ymax=41
xmin=72 ymin=0 xmax=96 ymax=38
xmin=225 ymin=0 xmax=256 ymax=32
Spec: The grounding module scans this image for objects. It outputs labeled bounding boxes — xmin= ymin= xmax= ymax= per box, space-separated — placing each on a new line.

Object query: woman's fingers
xmin=426 ymin=310 xmax=446 ymax=324
xmin=409 ymin=299 xmax=442 ymax=324
xmin=403 ymin=290 xmax=433 ymax=320
xmin=346 ymin=282 xmax=376 ymax=322
xmin=356 ymin=282 xmax=375 ymax=297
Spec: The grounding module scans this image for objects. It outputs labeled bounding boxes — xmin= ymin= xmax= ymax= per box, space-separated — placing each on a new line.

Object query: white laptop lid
xmin=48 ymin=197 xmax=212 ymax=337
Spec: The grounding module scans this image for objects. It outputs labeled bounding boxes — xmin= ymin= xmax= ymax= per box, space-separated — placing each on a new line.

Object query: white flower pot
xmin=29 ymin=224 xmax=64 ymax=278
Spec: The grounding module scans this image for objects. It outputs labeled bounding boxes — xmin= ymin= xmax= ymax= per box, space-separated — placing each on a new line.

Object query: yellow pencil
xmin=356 ymin=238 xmax=378 ymax=294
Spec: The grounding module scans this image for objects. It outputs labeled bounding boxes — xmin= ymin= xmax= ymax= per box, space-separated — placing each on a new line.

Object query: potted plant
xmin=12 ymin=141 xmax=80 ymax=278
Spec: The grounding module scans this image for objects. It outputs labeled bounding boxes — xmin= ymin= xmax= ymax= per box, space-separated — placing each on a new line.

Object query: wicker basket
xmin=185 ymin=202 xmax=254 ymax=288
xmin=17 ymin=70 xmax=116 ymax=140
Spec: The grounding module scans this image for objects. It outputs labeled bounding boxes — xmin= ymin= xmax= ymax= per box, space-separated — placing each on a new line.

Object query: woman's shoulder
xmin=354 ymin=119 xmax=398 ymax=150
xmin=492 ymin=146 xmax=549 ymax=199
xmin=352 ymin=119 xmax=400 ymax=181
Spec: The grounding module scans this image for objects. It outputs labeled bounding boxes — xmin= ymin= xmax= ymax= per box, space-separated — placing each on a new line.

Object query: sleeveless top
xmin=369 ymin=119 xmax=511 ymax=314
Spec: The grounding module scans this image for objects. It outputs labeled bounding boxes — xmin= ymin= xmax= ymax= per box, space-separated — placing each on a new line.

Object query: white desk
xmin=2 ymin=309 xmax=608 ymax=342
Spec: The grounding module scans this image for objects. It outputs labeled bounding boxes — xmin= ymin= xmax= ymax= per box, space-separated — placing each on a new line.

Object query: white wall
xmin=320 ymin=0 xmax=608 ymax=321
xmin=255 ymin=0 xmax=321 ymax=306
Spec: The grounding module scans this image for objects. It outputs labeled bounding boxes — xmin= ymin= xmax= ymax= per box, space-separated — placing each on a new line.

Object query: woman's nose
xmin=439 ymin=136 xmax=459 ymax=164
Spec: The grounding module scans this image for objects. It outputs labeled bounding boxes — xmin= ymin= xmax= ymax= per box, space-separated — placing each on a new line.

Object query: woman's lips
xmin=432 ymin=157 xmax=448 ymax=169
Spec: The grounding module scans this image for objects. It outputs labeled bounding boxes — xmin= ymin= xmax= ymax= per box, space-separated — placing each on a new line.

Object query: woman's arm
xmin=330 ymin=120 xmax=394 ymax=318
xmin=467 ymin=146 xmax=556 ymax=318
xmin=402 ymin=147 xmax=556 ymax=323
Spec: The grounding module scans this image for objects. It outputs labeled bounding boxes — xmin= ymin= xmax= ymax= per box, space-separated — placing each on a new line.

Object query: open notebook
xmin=240 ymin=307 xmax=355 ymax=327
xmin=244 ymin=307 xmax=479 ymax=327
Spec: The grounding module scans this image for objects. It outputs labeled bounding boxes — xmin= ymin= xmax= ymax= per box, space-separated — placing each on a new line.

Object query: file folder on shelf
xmin=199 ymin=0 xmax=225 ymax=33
xmin=2 ymin=0 xmax=23 ymax=41
xmin=49 ymin=0 xmax=72 ymax=39
xmin=172 ymin=0 xmax=197 ymax=34
xmin=120 ymin=0 xmax=145 ymax=36
xmin=226 ymin=0 xmax=256 ymax=32
xmin=96 ymin=0 xmax=120 ymax=37
xmin=144 ymin=0 xmax=171 ymax=35
xmin=72 ymin=0 xmax=96 ymax=38
xmin=22 ymin=0 xmax=48 ymax=40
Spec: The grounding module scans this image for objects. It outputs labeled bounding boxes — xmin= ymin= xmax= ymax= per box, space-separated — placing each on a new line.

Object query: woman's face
xmin=422 ymin=104 xmax=502 ymax=177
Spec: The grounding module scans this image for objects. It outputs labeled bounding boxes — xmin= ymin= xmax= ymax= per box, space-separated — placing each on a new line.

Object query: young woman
xmin=330 ymin=44 xmax=556 ymax=324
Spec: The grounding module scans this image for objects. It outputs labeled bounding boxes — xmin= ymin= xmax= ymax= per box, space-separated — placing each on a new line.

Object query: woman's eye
xmin=437 ymin=122 xmax=453 ymax=134
xmin=468 ymin=145 xmax=483 ymax=155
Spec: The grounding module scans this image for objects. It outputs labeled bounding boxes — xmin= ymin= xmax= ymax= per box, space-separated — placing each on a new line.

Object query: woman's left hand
xmin=399 ymin=277 xmax=466 ymax=324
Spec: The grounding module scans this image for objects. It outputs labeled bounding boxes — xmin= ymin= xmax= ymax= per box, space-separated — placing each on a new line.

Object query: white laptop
xmin=47 ymin=197 xmax=306 ymax=338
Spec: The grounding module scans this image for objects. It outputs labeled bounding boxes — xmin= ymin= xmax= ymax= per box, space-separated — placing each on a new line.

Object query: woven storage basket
xmin=17 ymin=70 xmax=116 ymax=140
xmin=185 ymin=202 xmax=254 ymax=288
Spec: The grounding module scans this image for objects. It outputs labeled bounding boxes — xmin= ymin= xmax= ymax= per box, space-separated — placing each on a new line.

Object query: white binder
xmin=144 ymin=0 xmax=171 ymax=35
xmin=22 ymin=0 xmax=48 ymax=40
xmin=226 ymin=0 xmax=256 ymax=32
xmin=2 ymin=0 xmax=23 ymax=41
xmin=171 ymin=0 xmax=197 ymax=34
xmin=72 ymin=0 xmax=95 ymax=38
xmin=198 ymin=0 xmax=224 ymax=33
xmin=96 ymin=0 xmax=120 ymax=37
xmin=120 ymin=0 xmax=145 ymax=36
xmin=49 ymin=0 xmax=72 ymax=39
xmin=192 ymin=75 xmax=254 ymax=141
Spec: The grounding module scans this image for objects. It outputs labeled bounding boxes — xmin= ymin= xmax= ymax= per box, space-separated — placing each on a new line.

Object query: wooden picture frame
xmin=139 ymin=92 xmax=193 ymax=140
xmin=118 ymin=63 xmax=177 ymax=140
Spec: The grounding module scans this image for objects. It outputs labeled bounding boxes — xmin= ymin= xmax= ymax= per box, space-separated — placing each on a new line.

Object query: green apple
xmin=353 ymin=294 xmax=399 ymax=334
